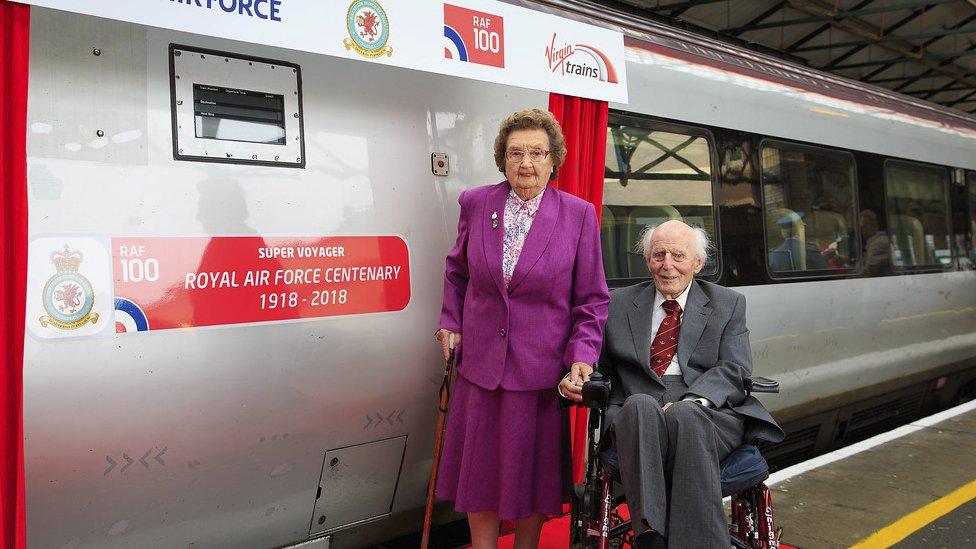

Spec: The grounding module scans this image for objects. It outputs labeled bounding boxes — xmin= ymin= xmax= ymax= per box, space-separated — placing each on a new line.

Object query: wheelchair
xmin=569 ymin=372 xmax=783 ymax=549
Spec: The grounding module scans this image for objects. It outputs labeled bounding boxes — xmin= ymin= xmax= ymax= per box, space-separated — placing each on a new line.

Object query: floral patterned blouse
xmin=502 ymin=187 xmax=545 ymax=287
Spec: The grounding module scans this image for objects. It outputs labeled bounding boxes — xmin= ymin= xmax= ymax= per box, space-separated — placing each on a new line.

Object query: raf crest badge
xmin=39 ymin=245 xmax=99 ymax=330
xmin=343 ymin=0 xmax=393 ymax=59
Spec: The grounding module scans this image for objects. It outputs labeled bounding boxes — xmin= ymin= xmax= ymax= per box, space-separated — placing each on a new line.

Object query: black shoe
xmin=635 ymin=530 xmax=666 ymax=549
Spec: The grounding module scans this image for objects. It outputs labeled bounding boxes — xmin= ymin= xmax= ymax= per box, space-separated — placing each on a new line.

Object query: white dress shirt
xmin=652 ymin=284 xmax=712 ymax=408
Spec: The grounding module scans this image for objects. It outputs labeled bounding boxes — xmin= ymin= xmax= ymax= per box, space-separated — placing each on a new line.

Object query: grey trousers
xmin=610 ymin=376 xmax=745 ymax=549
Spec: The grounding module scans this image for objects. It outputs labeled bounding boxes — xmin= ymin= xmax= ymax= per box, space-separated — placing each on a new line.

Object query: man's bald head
xmin=641 ymin=220 xmax=710 ymax=263
xmin=642 ymin=220 xmax=709 ymax=299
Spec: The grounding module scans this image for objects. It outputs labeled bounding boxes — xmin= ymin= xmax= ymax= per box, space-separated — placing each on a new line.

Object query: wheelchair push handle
xmin=745 ymin=376 xmax=779 ymax=395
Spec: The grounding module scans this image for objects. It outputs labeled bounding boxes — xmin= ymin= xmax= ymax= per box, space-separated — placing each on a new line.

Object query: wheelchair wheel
xmin=570 ymin=483 xmax=634 ymax=549
xmin=569 ymin=485 xmax=595 ymax=549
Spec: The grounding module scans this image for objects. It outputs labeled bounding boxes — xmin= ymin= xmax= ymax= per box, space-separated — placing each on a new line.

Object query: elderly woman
xmin=434 ymin=108 xmax=610 ymax=547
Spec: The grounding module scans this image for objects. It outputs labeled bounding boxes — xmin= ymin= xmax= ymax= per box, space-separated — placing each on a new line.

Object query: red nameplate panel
xmin=111 ymin=236 xmax=410 ymax=332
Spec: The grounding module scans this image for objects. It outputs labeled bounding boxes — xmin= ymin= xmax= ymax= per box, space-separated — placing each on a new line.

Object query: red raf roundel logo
xmin=443 ymin=4 xmax=505 ymax=68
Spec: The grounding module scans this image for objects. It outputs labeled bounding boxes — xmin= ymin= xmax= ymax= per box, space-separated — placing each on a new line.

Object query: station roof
xmin=602 ymin=0 xmax=976 ymax=115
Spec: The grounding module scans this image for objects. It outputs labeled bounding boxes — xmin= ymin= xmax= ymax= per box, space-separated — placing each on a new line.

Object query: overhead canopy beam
xmin=821 ymin=5 xmax=937 ymax=70
xmin=790 ymin=26 xmax=976 ymax=53
xmin=831 ymin=49 xmax=976 ymax=69
xmin=617 ymin=0 xmax=728 ymax=19
xmin=727 ymin=1 xmax=789 ymax=38
xmin=905 ymin=85 xmax=970 ymax=95
xmin=945 ymin=89 xmax=976 ymax=106
xmin=862 ymin=13 xmax=976 ymax=81
xmin=779 ymin=0 xmax=976 ymax=91
xmin=919 ymin=49 xmax=976 ymax=99
xmin=781 ymin=0 xmax=875 ymax=52
xmin=894 ymin=42 xmax=976 ymax=91
xmin=628 ymin=0 xmax=976 ymax=113
xmin=727 ymin=0 xmax=957 ymax=34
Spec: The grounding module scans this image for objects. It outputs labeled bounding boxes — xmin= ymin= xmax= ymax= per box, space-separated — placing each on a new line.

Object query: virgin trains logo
xmin=545 ymin=34 xmax=618 ymax=84
xmin=443 ymin=4 xmax=505 ymax=68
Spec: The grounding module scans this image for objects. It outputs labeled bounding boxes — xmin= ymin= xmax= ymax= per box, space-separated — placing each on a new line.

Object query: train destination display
xmin=112 ymin=236 xmax=411 ymax=331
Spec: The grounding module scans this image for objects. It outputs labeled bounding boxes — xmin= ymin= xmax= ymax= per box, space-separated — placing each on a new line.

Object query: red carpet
xmin=489 ymin=506 xmax=799 ymax=548
xmin=494 ymin=506 xmax=630 ymax=547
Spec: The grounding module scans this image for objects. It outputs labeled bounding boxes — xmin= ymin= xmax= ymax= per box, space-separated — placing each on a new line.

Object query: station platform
xmin=769 ymin=400 xmax=976 ymax=548
xmin=484 ymin=399 xmax=976 ymax=548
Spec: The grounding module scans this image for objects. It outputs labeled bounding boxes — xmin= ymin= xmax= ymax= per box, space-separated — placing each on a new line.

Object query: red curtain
xmin=548 ymin=94 xmax=609 ymax=484
xmin=0 ymin=2 xmax=30 ymax=548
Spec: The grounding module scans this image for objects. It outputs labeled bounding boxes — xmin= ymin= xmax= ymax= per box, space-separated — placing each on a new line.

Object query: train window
xmin=603 ymin=114 xmax=718 ymax=283
xmin=884 ymin=161 xmax=951 ymax=268
xmin=760 ymin=141 xmax=859 ymax=277
xmin=170 ymin=44 xmax=305 ymax=168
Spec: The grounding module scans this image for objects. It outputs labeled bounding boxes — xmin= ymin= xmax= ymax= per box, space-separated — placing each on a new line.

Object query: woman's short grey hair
xmin=493 ymin=108 xmax=567 ymax=181
xmin=640 ymin=224 xmax=711 ymax=263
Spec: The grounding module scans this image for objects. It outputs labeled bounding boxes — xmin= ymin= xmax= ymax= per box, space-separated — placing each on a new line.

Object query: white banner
xmin=17 ymin=0 xmax=628 ymax=103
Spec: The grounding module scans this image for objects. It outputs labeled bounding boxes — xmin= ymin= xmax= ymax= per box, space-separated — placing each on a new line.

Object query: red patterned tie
xmin=650 ymin=299 xmax=682 ymax=378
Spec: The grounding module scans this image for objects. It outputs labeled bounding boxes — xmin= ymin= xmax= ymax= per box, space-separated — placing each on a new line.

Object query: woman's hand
xmin=558 ymin=362 xmax=593 ymax=402
xmin=435 ymin=329 xmax=461 ymax=362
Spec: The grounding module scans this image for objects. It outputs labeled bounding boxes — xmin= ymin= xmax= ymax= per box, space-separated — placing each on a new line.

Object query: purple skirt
xmin=435 ymin=374 xmax=564 ymax=520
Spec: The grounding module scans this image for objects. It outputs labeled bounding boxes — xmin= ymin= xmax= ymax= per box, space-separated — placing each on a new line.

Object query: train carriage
xmin=5 ymin=0 xmax=976 ymax=547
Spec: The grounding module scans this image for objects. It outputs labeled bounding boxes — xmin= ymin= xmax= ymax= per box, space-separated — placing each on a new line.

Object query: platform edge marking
xmin=766 ymin=399 xmax=976 ymax=486
xmin=850 ymin=478 xmax=976 ymax=548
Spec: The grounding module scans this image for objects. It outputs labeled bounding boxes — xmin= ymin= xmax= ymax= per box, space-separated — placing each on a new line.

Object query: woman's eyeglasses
xmin=506 ymin=149 xmax=550 ymax=163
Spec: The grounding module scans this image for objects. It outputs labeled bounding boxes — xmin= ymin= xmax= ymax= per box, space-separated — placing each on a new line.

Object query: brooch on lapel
xmin=491 ymin=211 xmax=498 ymax=229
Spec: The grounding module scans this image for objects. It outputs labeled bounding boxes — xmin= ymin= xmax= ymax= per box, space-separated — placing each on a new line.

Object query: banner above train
xmin=15 ymin=0 xmax=629 ymax=103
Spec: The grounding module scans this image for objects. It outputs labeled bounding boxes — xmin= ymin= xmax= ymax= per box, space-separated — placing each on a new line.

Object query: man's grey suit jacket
xmin=600 ymin=279 xmax=785 ymax=444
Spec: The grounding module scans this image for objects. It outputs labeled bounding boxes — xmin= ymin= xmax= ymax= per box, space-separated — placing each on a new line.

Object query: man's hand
xmin=435 ymin=329 xmax=461 ymax=362
xmin=558 ymin=362 xmax=593 ymax=402
xmin=662 ymin=402 xmax=673 ymax=412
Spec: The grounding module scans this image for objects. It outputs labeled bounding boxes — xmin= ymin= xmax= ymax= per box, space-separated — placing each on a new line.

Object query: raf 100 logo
xmin=443 ymin=3 xmax=505 ymax=68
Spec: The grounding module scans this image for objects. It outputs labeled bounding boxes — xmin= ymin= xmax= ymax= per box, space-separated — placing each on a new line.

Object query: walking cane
xmin=421 ymin=333 xmax=456 ymax=549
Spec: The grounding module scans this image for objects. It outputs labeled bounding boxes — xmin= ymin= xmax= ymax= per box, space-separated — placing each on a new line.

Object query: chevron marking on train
xmin=104 ymin=456 xmax=117 ymax=476
xmin=120 ymin=453 xmax=134 ymax=473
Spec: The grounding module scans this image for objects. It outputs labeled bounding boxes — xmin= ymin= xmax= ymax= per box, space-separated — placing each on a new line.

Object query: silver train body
xmin=22 ymin=2 xmax=976 ymax=548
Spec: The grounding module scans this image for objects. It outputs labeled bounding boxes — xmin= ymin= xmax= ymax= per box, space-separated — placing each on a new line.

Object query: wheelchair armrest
xmin=745 ymin=377 xmax=779 ymax=394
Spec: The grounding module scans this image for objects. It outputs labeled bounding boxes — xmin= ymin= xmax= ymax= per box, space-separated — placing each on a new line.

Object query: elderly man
xmin=561 ymin=220 xmax=783 ymax=549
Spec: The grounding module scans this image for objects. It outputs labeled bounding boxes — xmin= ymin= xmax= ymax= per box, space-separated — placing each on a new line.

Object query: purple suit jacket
xmin=439 ymin=182 xmax=610 ymax=391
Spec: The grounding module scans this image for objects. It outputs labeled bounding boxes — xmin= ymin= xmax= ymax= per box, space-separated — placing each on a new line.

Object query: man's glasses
xmin=506 ymin=149 xmax=550 ymax=163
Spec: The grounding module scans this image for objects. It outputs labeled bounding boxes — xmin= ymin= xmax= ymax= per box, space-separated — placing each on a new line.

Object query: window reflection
xmin=602 ymin=120 xmax=717 ymax=280
xmin=884 ymin=162 xmax=950 ymax=268
xmin=761 ymin=143 xmax=859 ymax=275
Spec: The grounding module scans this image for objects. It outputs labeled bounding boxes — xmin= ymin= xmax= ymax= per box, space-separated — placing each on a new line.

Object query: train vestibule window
xmin=760 ymin=142 xmax=859 ymax=277
xmin=602 ymin=114 xmax=718 ymax=283
xmin=884 ymin=161 xmax=951 ymax=269
xmin=966 ymin=170 xmax=976 ymax=267
xmin=170 ymin=44 xmax=304 ymax=168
